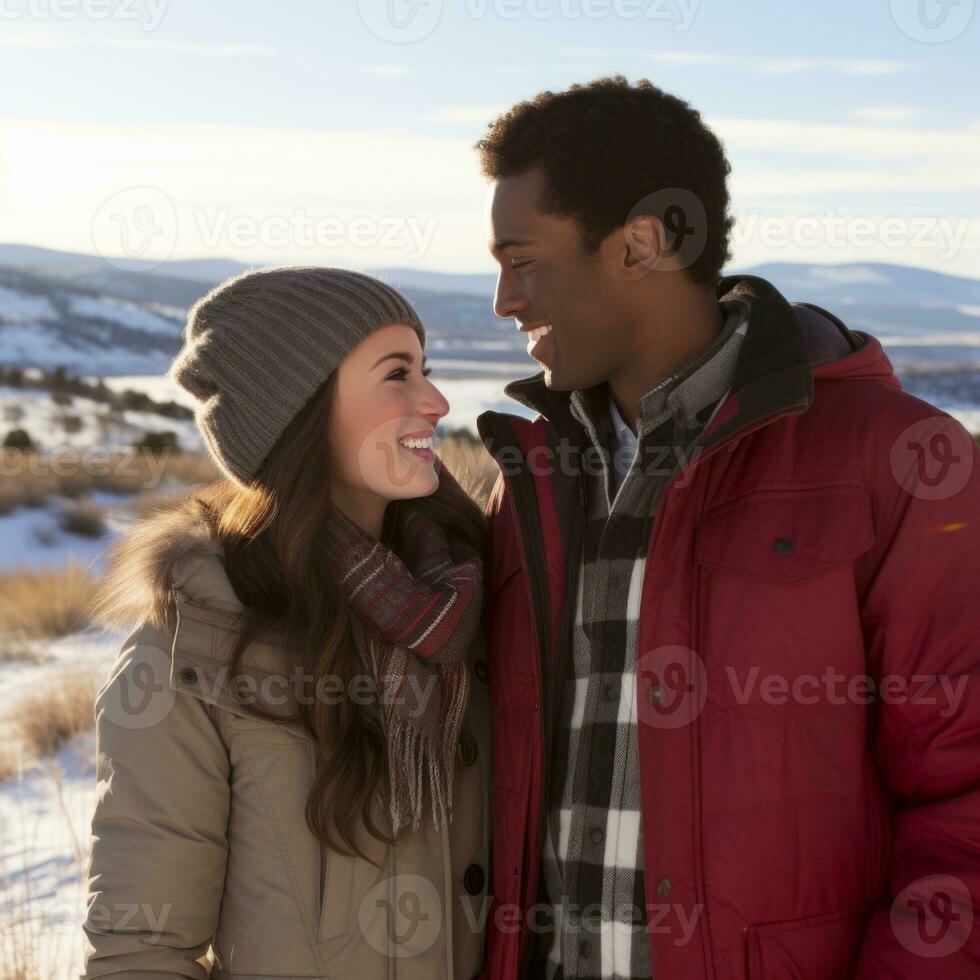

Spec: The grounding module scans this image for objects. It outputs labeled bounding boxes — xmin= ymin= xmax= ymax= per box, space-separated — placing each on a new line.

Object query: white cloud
xmin=659 ymin=51 xmax=913 ymax=74
xmin=424 ymin=106 xmax=506 ymax=124
xmin=710 ymin=115 xmax=980 ymax=172
xmin=1 ymin=114 xmax=975 ymax=277
xmin=558 ymin=46 xmax=915 ymax=75
xmin=0 ymin=116 xmax=489 ymax=272
xmin=850 ymin=106 xmax=921 ymax=124
xmin=361 ymin=65 xmax=415 ymax=76
xmin=0 ymin=35 xmax=277 ymax=56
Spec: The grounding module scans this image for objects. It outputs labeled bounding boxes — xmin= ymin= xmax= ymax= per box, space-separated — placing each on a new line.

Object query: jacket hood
xmin=91 ymin=494 xmax=244 ymax=633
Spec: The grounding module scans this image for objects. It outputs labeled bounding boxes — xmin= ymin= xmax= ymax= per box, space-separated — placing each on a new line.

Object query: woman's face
xmin=327 ymin=323 xmax=450 ymax=521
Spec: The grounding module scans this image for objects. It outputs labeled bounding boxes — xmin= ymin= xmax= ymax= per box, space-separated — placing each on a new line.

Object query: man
xmin=472 ymin=75 xmax=980 ymax=980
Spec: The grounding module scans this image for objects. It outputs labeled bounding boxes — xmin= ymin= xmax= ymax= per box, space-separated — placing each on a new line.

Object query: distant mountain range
xmin=1 ymin=245 xmax=978 ymax=421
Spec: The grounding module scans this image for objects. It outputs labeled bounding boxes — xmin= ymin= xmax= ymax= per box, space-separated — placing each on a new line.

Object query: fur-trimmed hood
xmin=91 ymin=494 xmax=245 ymax=632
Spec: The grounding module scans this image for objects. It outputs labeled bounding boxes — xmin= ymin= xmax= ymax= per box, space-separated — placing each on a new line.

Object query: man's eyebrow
xmin=370 ymin=351 xmax=430 ymax=371
xmin=490 ymin=237 xmax=536 ymax=252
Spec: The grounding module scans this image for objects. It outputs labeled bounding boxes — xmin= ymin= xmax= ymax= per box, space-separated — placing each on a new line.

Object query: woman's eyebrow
xmin=370 ymin=351 xmax=430 ymax=371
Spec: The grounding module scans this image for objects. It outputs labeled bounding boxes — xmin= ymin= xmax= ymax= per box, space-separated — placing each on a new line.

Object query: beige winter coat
xmin=80 ymin=498 xmax=491 ymax=980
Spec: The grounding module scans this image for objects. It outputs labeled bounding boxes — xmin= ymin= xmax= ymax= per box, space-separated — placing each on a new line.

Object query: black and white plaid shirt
xmin=539 ymin=301 xmax=749 ymax=979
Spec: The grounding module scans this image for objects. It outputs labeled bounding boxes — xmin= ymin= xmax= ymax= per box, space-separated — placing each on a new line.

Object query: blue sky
xmin=1 ymin=0 xmax=977 ymax=275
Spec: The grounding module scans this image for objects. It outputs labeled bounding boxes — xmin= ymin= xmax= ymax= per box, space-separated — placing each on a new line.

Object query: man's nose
xmin=493 ymin=267 xmax=528 ymax=320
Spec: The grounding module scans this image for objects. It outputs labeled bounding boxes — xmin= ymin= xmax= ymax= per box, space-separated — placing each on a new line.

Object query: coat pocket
xmin=744 ymin=899 xmax=877 ymax=979
xmin=318 ymin=847 xmax=356 ymax=942
xmin=697 ymin=485 xmax=875 ymax=585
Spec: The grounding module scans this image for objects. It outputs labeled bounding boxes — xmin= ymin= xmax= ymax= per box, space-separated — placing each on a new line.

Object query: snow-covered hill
xmin=1 ymin=245 xmax=979 ymax=427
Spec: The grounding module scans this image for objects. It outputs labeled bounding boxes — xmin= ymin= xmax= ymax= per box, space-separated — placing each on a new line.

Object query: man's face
xmin=486 ymin=167 xmax=626 ymax=391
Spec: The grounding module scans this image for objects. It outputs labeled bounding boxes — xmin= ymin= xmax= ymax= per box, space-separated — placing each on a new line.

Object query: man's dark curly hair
xmin=475 ymin=75 xmax=734 ymax=285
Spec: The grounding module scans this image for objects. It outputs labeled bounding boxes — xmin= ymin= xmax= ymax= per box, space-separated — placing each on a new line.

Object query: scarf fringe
xmin=361 ymin=628 xmax=469 ymax=837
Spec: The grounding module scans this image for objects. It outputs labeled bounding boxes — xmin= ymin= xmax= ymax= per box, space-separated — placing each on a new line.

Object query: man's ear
xmin=622 ymin=214 xmax=668 ymax=279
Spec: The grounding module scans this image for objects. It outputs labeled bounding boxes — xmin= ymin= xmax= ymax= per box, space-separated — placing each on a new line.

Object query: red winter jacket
xmin=474 ymin=275 xmax=980 ymax=980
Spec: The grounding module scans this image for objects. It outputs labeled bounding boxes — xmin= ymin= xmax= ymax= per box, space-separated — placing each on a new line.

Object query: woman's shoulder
xmin=90 ymin=494 xmax=242 ymax=633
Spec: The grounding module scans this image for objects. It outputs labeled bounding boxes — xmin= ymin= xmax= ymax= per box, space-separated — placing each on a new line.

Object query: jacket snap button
xmin=463 ymin=863 xmax=485 ymax=896
xmin=772 ymin=537 xmax=794 ymax=556
xmin=180 ymin=667 xmax=198 ymax=685
xmin=590 ymin=827 xmax=604 ymax=845
xmin=656 ymin=876 xmax=672 ymax=898
xmin=579 ymin=939 xmax=593 ymax=958
xmin=648 ymin=684 xmax=665 ymax=704
xmin=457 ymin=730 xmax=478 ymax=767
xmin=474 ymin=660 xmax=489 ymax=683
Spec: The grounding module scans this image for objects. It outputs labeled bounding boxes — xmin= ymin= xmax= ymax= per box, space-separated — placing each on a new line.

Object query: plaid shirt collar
xmin=568 ymin=298 xmax=750 ymax=458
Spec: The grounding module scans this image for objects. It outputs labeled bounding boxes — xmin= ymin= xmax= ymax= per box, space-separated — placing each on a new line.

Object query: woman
xmin=80 ymin=267 xmax=491 ymax=979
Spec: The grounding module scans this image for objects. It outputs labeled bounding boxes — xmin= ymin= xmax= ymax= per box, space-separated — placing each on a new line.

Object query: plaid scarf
xmin=322 ymin=501 xmax=483 ymax=836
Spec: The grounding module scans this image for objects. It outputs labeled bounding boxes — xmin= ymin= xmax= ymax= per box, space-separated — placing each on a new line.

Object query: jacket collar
xmin=494 ymin=273 xmax=864 ymax=450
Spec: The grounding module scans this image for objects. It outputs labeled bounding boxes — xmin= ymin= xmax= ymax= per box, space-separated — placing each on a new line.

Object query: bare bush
xmin=0 ymin=564 xmax=94 ymax=640
xmin=57 ymin=500 xmax=108 ymax=539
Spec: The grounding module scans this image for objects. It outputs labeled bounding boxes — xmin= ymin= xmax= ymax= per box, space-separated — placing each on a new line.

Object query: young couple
xmin=82 ymin=76 xmax=980 ymax=980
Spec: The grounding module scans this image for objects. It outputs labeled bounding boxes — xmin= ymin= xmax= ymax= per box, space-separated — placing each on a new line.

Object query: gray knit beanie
xmin=169 ymin=266 xmax=426 ymax=486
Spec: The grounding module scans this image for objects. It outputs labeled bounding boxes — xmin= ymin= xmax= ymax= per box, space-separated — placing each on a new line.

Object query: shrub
xmin=3 ymin=429 xmax=35 ymax=451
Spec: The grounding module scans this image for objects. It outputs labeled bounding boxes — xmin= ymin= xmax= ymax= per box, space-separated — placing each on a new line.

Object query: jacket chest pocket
xmin=697 ymin=485 xmax=875 ymax=586
xmin=695 ymin=485 xmax=876 ymax=699
xmin=744 ymin=899 xmax=877 ymax=978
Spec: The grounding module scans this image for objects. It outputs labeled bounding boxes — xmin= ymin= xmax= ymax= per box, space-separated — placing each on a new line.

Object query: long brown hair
xmin=191 ymin=370 xmax=486 ymax=861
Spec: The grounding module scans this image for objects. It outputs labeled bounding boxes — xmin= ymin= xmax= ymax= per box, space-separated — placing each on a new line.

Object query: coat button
xmin=457 ymin=730 xmax=478 ymax=767
xmin=474 ymin=660 xmax=489 ymax=683
xmin=590 ymin=827 xmax=604 ymax=845
xmin=656 ymin=876 xmax=672 ymax=898
xmin=579 ymin=939 xmax=593 ymax=958
xmin=180 ymin=667 xmax=198 ymax=685
xmin=603 ymin=682 xmax=618 ymax=701
xmin=463 ymin=863 xmax=485 ymax=896
xmin=772 ymin=537 xmax=794 ymax=556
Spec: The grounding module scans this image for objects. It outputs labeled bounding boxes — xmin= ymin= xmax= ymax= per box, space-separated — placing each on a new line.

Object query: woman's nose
xmin=419 ymin=380 xmax=450 ymax=423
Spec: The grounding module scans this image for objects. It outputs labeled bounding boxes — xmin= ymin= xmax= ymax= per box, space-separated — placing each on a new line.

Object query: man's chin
xmin=541 ymin=365 xmax=575 ymax=391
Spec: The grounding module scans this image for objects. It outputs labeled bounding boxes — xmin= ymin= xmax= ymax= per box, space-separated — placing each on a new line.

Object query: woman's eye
xmin=511 ymin=261 xmax=532 ymax=273
xmin=388 ymin=367 xmax=433 ymax=380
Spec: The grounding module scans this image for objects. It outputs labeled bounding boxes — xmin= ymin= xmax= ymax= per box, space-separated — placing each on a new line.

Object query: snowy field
xmin=98 ymin=368 xmax=540 ymax=438
xmin=97 ymin=367 xmax=980 ymax=440
xmin=0 ymin=363 xmax=977 ymax=979
xmin=0 ymin=490 xmax=137 ymax=575
xmin=0 ymin=630 xmax=124 ymax=979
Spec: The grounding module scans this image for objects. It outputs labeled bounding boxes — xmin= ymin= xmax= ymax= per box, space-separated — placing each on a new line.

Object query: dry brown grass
xmin=0 ymin=563 xmax=94 ymax=641
xmin=0 ymin=448 xmax=221 ymax=513
xmin=9 ymin=667 xmax=94 ymax=763
xmin=0 ymin=634 xmax=45 ymax=666
xmin=438 ymin=429 xmax=498 ymax=511
xmin=0 ymin=728 xmax=95 ymax=979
